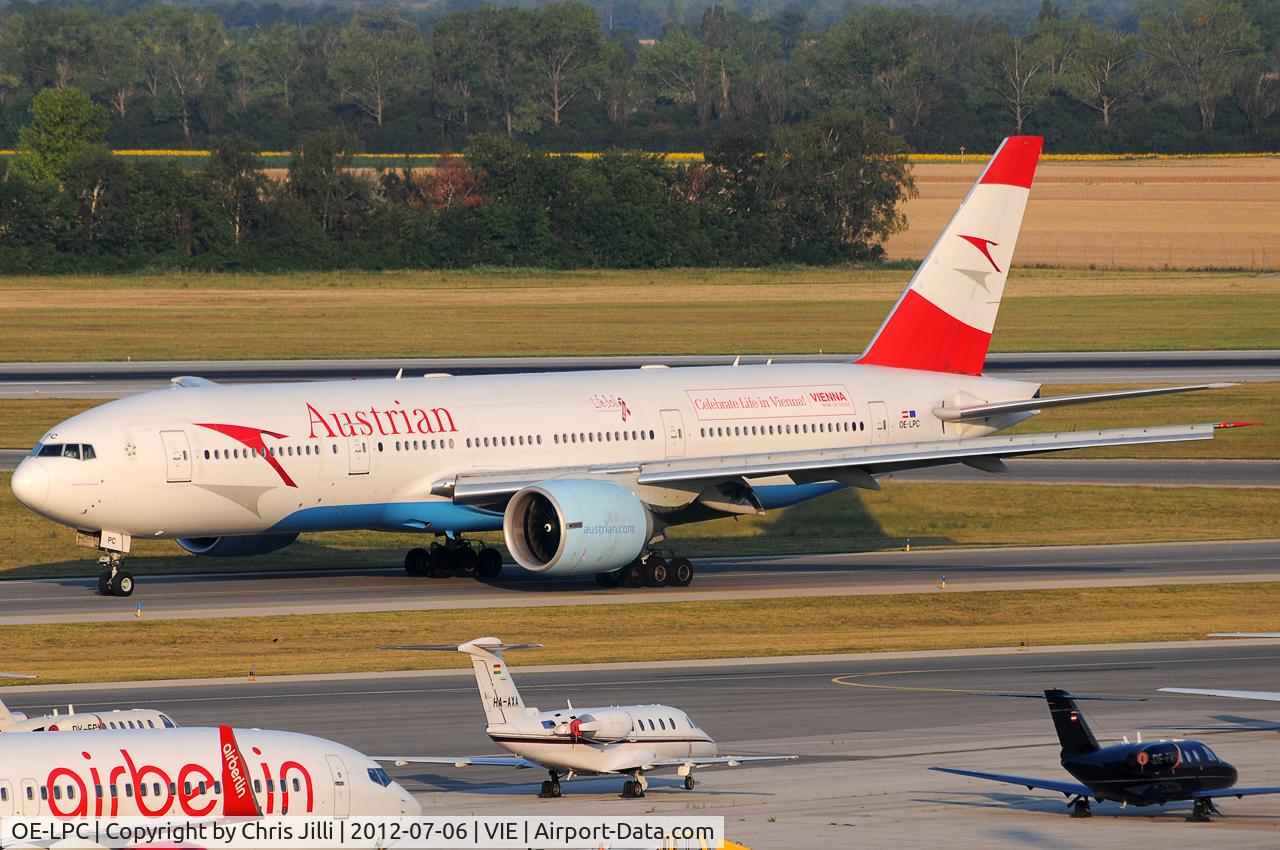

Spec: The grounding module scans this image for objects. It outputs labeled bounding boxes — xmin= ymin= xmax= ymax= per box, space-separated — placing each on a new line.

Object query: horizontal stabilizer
xmin=382 ymin=640 xmax=542 ymax=654
xmin=933 ymin=383 xmax=1235 ymax=423
xmin=1159 ymin=688 xmax=1280 ymax=703
xmin=170 ymin=376 xmax=218 ymax=388
xmin=1208 ymin=632 xmax=1280 ymax=638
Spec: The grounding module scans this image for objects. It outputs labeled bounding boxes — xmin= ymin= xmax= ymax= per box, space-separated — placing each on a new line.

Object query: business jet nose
xmin=11 ymin=459 xmax=48 ymax=511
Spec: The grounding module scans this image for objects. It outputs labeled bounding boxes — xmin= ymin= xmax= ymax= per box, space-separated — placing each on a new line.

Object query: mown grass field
xmin=889 ymin=157 xmax=1280 ymax=269
xmin=2 ymin=582 xmax=1279 ymax=685
xmin=2 ymin=471 xmax=1275 ymax=577
xmin=1 ymin=268 xmax=1277 ymax=362
xmin=4 ymin=382 xmax=1273 ymax=456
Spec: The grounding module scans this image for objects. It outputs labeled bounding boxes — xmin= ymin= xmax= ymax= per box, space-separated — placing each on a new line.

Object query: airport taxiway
xmin=7 ymin=641 xmax=1280 ymax=848
xmin=1 ymin=350 xmax=1276 ymax=398
xmin=2 ymin=539 xmax=1276 ymax=625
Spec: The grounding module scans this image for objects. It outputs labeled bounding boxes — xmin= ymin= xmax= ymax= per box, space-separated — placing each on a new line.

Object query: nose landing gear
xmin=537 ymin=770 xmax=563 ymax=798
xmin=97 ymin=553 xmax=135 ymax=597
xmin=621 ymin=772 xmax=648 ymax=799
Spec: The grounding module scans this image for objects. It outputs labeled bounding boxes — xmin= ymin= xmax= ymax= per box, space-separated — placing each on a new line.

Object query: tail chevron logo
xmin=195 ymin=422 xmax=298 ymax=488
xmin=958 ymin=235 xmax=1002 ymax=273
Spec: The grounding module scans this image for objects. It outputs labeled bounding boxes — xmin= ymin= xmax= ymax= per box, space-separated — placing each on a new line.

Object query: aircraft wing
xmin=375 ymin=755 xmax=538 ymax=769
xmin=930 ymin=767 xmax=1092 ymax=798
xmin=931 ymin=384 xmax=1233 ymax=422
xmin=1159 ymin=688 xmax=1280 ymax=702
xmin=444 ymin=422 xmax=1229 ymax=505
xmin=1191 ymin=786 xmax=1280 ymax=799
xmin=639 ymin=755 xmax=797 ymax=771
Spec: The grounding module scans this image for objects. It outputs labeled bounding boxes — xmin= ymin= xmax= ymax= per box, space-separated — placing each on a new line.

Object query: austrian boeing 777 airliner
xmin=10 ymin=136 xmax=1247 ymax=596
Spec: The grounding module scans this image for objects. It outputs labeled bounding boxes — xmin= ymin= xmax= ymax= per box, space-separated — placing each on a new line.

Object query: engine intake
xmin=503 ymin=479 xmax=651 ymax=575
xmin=177 ymin=533 xmax=299 ymax=557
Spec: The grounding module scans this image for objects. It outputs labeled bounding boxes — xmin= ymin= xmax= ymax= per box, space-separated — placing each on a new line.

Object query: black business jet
xmin=932 ymin=688 xmax=1280 ymax=821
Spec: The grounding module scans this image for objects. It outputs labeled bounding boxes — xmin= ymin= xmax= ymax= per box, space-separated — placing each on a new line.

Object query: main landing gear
xmin=595 ymin=551 xmax=695 ymax=590
xmin=1068 ymin=796 xmax=1092 ymax=818
xmin=404 ymin=539 xmax=503 ymax=580
xmin=621 ymin=772 xmax=649 ymax=799
xmin=96 ymin=553 xmax=135 ymax=597
xmin=538 ymin=770 xmax=563 ymax=798
xmin=1187 ymin=799 xmax=1221 ymax=822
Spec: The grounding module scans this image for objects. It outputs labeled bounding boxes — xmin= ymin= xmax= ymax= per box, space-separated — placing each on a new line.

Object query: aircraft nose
xmin=11 ymin=459 xmax=48 ymax=512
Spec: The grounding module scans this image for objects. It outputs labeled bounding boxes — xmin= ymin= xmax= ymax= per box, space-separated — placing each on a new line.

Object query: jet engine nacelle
xmin=177 ymin=532 xmax=299 ymax=557
xmin=557 ymin=710 xmax=635 ymax=741
xmin=502 ymin=479 xmax=651 ymax=575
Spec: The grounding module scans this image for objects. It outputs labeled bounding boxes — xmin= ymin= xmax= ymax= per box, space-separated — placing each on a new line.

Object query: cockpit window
xmin=33 ymin=443 xmax=95 ymax=460
xmin=367 ymin=768 xmax=391 ymax=787
xmin=159 ymin=714 xmax=177 ymax=729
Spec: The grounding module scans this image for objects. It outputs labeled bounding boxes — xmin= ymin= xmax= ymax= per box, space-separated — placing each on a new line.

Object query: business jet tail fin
xmin=859 ymin=135 xmax=1042 ymax=376
xmin=383 ymin=638 xmax=541 ymax=725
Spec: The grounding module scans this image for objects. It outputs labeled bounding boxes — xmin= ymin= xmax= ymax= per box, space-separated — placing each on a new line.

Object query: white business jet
xmin=0 ymin=722 xmax=420 ymax=818
xmin=379 ymin=637 xmax=794 ymax=798
xmin=11 ymin=136 xmax=1253 ymax=596
xmin=0 ymin=673 xmax=180 ymax=734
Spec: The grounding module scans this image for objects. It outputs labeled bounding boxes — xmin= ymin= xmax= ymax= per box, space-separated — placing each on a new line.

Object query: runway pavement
xmin=1 ymin=350 xmax=1276 ymax=398
xmin=3 ymin=539 xmax=1277 ymax=625
xmin=6 ymin=642 xmax=1280 ymax=847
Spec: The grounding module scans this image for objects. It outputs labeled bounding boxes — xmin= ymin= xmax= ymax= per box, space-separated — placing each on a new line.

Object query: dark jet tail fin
xmin=1045 ymin=689 xmax=1101 ymax=755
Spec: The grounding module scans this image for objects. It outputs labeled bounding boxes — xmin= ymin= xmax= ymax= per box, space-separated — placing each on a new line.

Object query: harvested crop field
xmin=887 ymin=157 xmax=1280 ymax=270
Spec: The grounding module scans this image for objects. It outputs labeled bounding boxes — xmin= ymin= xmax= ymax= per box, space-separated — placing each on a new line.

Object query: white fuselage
xmin=12 ymin=363 xmax=1037 ymax=546
xmin=0 ymin=727 xmax=419 ymax=818
xmin=488 ymin=705 xmax=717 ymax=775
xmin=0 ymin=707 xmax=177 ymax=734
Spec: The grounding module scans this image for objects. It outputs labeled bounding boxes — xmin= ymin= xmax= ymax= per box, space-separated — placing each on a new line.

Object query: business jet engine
xmin=503 ymin=479 xmax=652 ymax=575
xmin=556 ymin=710 xmax=635 ymax=741
xmin=177 ymin=532 xmax=299 ymax=557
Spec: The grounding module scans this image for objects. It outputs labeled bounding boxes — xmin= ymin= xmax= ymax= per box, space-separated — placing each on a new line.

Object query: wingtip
xmin=1214 ymin=421 xmax=1264 ymax=429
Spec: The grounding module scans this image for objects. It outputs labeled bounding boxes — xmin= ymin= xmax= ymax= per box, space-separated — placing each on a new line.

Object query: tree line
xmin=0 ymin=0 xmax=1276 ymax=154
xmin=0 ymin=87 xmax=914 ymax=271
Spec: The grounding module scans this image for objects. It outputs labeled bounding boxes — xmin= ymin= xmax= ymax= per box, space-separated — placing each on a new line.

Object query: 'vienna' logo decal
xmin=196 ymin=423 xmax=298 ymax=488
xmin=958 ymin=235 xmax=1002 ymax=273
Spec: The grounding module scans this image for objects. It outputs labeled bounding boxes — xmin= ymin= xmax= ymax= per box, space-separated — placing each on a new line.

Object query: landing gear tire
xmin=595 ymin=570 xmax=623 ymax=588
xmin=98 ymin=571 xmax=111 ymax=596
xmin=622 ymin=780 xmax=639 ymax=799
xmin=538 ymin=772 xmax=562 ymax=798
xmin=683 ymin=775 xmax=695 ymax=791
xmin=450 ymin=545 xmax=478 ymax=578
xmin=405 ymin=548 xmax=428 ymax=576
xmin=1069 ymin=798 xmax=1092 ymax=819
xmin=427 ymin=546 xmax=452 ymax=578
xmin=1187 ymin=799 xmax=1215 ymax=822
xmin=112 ymin=571 xmax=134 ymax=597
xmin=476 ymin=548 xmax=503 ymax=579
xmin=667 ymin=557 xmax=694 ymax=587
xmin=642 ymin=557 xmax=669 ymax=587
xmin=620 ymin=563 xmax=644 ymax=589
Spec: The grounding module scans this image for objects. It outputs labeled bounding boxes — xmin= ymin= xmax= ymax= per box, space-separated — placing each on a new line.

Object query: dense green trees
xmin=0 ymin=0 xmax=1276 ymax=153
xmin=0 ymin=102 xmax=913 ymax=272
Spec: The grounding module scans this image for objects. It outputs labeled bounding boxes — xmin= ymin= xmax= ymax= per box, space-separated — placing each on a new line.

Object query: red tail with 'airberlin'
xmin=859 ymin=136 xmax=1043 ymax=376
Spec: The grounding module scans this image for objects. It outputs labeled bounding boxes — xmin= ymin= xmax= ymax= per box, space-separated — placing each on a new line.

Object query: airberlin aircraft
xmin=0 ymin=725 xmax=420 ymax=819
xmin=10 ymin=136 xmax=1249 ymax=596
